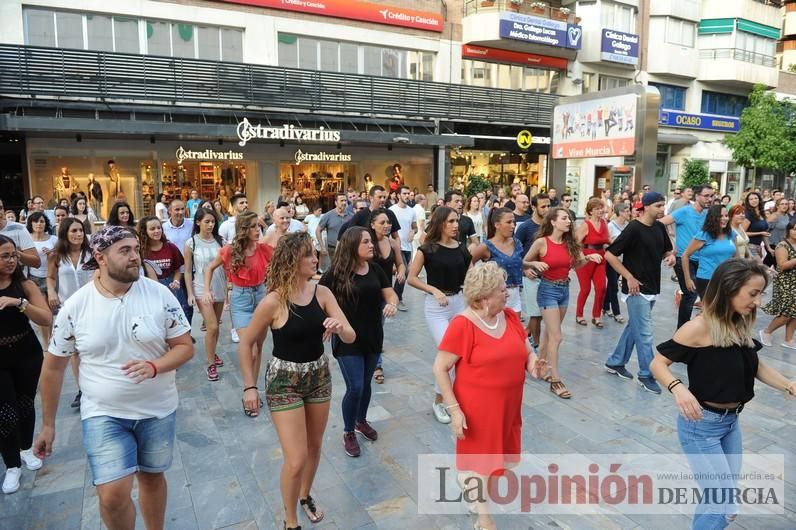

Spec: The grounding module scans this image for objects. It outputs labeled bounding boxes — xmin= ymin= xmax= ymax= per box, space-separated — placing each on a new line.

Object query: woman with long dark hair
xmin=46 ymin=218 xmax=92 ymax=409
xmin=651 ymin=259 xmax=796 ymax=529
xmin=408 ymin=206 xmax=472 ymax=424
xmin=742 ymin=192 xmax=769 ymax=261
xmin=138 ymin=216 xmax=184 ymax=296
xmin=240 ymin=232 xmax=354 ymax=530
xmin=765 ymin=197 xmax=791 ymax=268
xmin=682 ymin=205 xmax=739 ymax=299
xmin=0 ymin=235 xmax=52 ymax=494
xmin=106 ymin=201 xmax=136 ymax=231
xmin=69 ymin=196 xmax=96 ymax=235
xmin=470 ymin=207 xmax=524 ymax=315
xmin=524 ymin=207 xmax=602 ymax=399
xmin=760 ymin=220 xmax=796 ymax=349
xmin=26 ymin=212 xmax=56 ymax=346
xmin=185 ymin=208 xmax=226 ymax=381
xmin=320 ymin=227 xmax=398 ymax=457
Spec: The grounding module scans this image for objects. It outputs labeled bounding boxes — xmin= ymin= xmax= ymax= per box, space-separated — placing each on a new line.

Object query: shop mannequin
xmin=54 ymin=166 xmax=75 ymax=199
xmin=218 ymin=188 xmax=231 ymax=214
xmin=105 ymin=160 xmax=121 ymax=200
xmin=87 ymin=173 xmax=104 ymax=220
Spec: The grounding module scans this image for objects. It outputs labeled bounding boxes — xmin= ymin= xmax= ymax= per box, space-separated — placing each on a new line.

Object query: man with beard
xmin=34 ymin=225 xmax=193 ymax=530
xmin=444 ymin=190 xmax=478 ymax=248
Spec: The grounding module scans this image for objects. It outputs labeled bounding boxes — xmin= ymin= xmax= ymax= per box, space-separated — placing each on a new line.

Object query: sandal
xmin=575 ymin=318 xmax=588 ymax=326
xmin=373 ymin=368 xmax=384 ymax=384
xmin=300 ymin=495 xmax=324 ymax=523
xmin=283 ymin=522 xmax=301 ymax=530
xmin=591 ymin=319 xmax=604 ymax=329
xmin=613 ymin=314 xmax=625 ymax=323
xmin=242 ymin=398 xmax=263 ymax=418
xmin=542 ymin=370 xmax=553 ymax=383
xmin=550 ymin=380 xmax=572 ymax=399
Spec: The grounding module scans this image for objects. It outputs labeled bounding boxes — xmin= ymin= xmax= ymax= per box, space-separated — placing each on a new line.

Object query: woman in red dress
xmin=432 ymin=262 xmax=545 ymax=530
xmin=574 ymin=197 xmax=610 ymax=327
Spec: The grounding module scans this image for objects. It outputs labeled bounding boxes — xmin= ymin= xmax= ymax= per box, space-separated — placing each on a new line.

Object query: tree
xmin=680 ymin=159 xmax=709 ymax=188
xmin=724 ymin=84 xmax=796 ymax=188
xmin=463 ymin=174 xmax=492 ymax=197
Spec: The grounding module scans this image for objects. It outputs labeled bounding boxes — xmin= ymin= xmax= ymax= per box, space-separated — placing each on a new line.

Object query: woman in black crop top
xmin=0 ymin=235 xmax=52 ymax=494
xmin=651 ymin=259 xmax=796 ymax=530
xmin=407 ymin=206 xmax=472 ymax=425
xmin=238 ymin=232 xmax=354 ymax=530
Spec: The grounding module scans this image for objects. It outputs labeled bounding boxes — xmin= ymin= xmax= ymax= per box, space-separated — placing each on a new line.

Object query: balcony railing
xmin=464 ymin=0 xmax=577 ymax=24
xmin=0 ymin=44 xmax=556 ymax=127
xmin=699 ymin=48 xmax=776 ymax=67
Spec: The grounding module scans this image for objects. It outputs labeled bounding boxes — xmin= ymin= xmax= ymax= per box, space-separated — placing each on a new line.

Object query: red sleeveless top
xmin=583 ymin=219 xmax=609 ymax=254
xmin=541 ymin=237 xmax=572 ymax=281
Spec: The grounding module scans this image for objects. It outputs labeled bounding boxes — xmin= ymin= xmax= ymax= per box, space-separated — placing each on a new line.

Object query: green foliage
xmin=463 ymin=174 xmax=492 ymax=197
xmin=680 ymin=159 xmax=710 ymax=188
xmin=724 ymin=85 xmax=796 ymax=184
xmin=789 ymin=64 xmax=796 ymax=73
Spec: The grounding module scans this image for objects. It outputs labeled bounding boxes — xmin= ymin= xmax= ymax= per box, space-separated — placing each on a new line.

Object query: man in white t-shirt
xmin=219 ymin=193 xmax=250 ymax=244
xmin=412 ymin=193 xmax=427 ymax=259
xmin=0 ymin=198 xmax=40 ymax=268
xmin=35 ymin=225 xmax=192 ymax=530
xmin=389 ymin=186 xmax=417 ymax=311
xmin=265 ymin=201 xmax=305 ymax=235
xmin=162 ymin=199 xmax=195 ymax=326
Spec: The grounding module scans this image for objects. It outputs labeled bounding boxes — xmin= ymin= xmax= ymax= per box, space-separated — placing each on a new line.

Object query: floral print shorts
xmin=264 ymin=355 xmax=332 ymax=412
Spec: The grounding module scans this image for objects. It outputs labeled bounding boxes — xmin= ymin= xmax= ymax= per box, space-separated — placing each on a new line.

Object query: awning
xmin=658 ymin=132 xmax=699 ymax=145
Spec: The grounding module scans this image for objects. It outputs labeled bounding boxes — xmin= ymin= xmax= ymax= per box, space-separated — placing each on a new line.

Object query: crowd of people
xmin=0 ymin=178 xmax=795 ymax=530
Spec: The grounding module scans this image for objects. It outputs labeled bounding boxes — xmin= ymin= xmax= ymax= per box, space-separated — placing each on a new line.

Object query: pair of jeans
xmin=393 ymin=250 xmax=411 ymax=301
xmin=674 ymin=259 xmax=699 ymax=329
xmin=336 ymin=354 xmax=380 ymax=432
xmin=602 ymin=264 xmax=621 ymax=316
xmin=158 ymin=277 xmax=192 ymax=328
xmin=605 ymin=295 xmax=655 ymax=379
xmin=677 ymin=411 xmax=742 ymax=530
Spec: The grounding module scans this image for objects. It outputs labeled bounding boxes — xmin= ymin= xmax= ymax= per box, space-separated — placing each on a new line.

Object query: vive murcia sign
xmin=175 ymin=146 xmax=244 ymax=165
xmin=237 ymin=118 xmax=341 ymax=147
xmin=294 ymin=149 xmax=353 ymax=164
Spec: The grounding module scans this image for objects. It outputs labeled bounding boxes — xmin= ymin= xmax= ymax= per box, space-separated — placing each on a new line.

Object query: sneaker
xmin=343 ymin=432 xmax=360 ymax=457
xmin=206 ymin=364 xmax=219 ymax=381
xmin=19 ymin=449 xmax=42 ymax=471
xmin=759 ymin=330 xmax=773 ymax=347
xmin=2 ymin=467 xmax=21 ymax=494
xmin=604 ymin=364 xmax=634 ymax=380
xmin=638 ymin=377 xmax=662 ymax=394
xmin=782 ymin=340 xmax=796 ymax=350
xmin=397 ymin=301 xmax=408 ymax=312
xmin=231 ymin=328 xmax=240 ymax=343
xmin=214 ymin=354 xmax=224 ymax=367
xmin=70 ymin=391 xmax=82 ymax=409
xmin=432 ymin=402 xmax=451 ymax=424
xmin=354 ymin=421 xmax=378 ymax=441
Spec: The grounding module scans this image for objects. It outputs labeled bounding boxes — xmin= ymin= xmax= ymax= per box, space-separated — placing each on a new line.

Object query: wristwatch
xmin=18 ymin=298 xmax=29 ymax=313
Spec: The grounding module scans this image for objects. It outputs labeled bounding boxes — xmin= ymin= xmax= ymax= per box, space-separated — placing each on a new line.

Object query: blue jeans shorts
xmin=230 ymin=284 xmax=266 ymax=329
xmin=81 ymin=411 xmax=177 ymax=486
xmin=537 ymin=279 xmax=570 ymax=310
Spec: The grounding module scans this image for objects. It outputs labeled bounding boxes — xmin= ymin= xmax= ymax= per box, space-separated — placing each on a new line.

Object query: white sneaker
xmin=782 ymin=340 xmax=796 ymax=350
xmin=432 ymin=402 xmax=451 ymax=424
xmin=231 ymin=328 xmax=240 ymax=343
xmin=2 ymin=467 xmax=21 ymax=494
xmin=20 ymin=449 xmax=42 ymax=471
xmin=759 ymin=330 xmax=773 ymax=347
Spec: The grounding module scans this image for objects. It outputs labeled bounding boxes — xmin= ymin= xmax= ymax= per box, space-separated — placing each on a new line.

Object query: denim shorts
xmin=230 ymin=284 xmax=266 ymax=329
xmin=81 ymin=411 xmax=177 ymax=485
xmin=537 ymin=279 xmax=570 ymax=310
xmin=264 ymin=355 xmax=332 ymax=412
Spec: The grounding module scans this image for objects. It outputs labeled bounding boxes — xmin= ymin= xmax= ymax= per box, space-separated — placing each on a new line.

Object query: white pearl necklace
xmin=470 ymin=308 xmax=501 ymax=330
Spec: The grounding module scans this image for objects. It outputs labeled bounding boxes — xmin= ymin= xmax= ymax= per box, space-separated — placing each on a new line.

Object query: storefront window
xmin=449 ymin=151 xmax=545 ymax=191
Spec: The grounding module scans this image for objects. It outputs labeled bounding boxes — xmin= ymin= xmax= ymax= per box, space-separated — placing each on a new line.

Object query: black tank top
xmin=372 ymin=241 xmax=395 ymax=280
xmin=271 ymin=287 xmax=327 ymax=363
xmin=0 ymin=281 xmax=32 ymax=339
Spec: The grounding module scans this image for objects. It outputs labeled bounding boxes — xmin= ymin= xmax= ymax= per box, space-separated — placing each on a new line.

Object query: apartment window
xmin=319 ymin=40 xmax=339 ymax=73
xmin=461 ymin=59 xmax=560 ymax=92
xmin=582 ymin=72 xmax=596 ymax=93
xmin=736 ymin=32 xmax=776 ymax=60
xmin=198 ymin=26 xmax=220 ymax=61
xmin=147 ymin=20 xmax=171 ymax=56
xmin=650 ymin=83 xmax=686 ymax=110
xmin=171 ymin=24 xmax=195 ymax=58
xmin=340 ymin=42 xmax=358 ymax=73
xmin=220 ymin=28 xmax=243 ymax=62
xmin=599 ymin=75 xmax=629 ymax=90
xmin=601 ymin=1 xmax=637 ymax=33
xmin=56 ymin=12 xmax=83 ymax=49
xmin=665 ymin=17 xmax=695 ymax=47
xmin=114 ymin=17 xmax=140 ymax=54
xmin=87 ymin=14 xmax=113 ymax=52
xmin=25 ymin=8 xmax=56 ymax=47
xmin=701 ymin=91 xmax=747 ymax=117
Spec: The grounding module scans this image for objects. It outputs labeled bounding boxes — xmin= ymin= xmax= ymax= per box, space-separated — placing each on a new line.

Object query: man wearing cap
xmin=603 ymin=192 xmax=675 ymax=394
xmin=34 ymin=225 xmax=193 ymax=530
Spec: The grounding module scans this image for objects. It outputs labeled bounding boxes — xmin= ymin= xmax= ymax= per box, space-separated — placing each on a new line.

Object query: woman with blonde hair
xmin=239 ymin=232 xmax=355 ymax=530
xmin=433 ymin=262 xmax=545 ymax=530
xmin=651 ymin=258 xmax=796 ymax=529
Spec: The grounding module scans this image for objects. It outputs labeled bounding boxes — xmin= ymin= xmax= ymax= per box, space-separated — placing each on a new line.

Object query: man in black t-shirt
xmin=444 ymin=190 xmax=478 ymax=248
xmin=339 ymin=185 xmax=400 ymax=240
xmin=603 ymin=192 xmax=675 ymax=395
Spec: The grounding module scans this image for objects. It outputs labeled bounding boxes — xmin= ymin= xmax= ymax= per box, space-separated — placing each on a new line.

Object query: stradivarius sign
xmin=294 ymin=149 xmax=353 ymax=164
xmin=237 ymin=118 xmax=341 ymax=147
xmin=175 ymin=146 xmax=244 ymax=165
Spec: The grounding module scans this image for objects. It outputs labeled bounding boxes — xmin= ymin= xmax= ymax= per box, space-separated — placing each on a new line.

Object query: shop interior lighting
xmin=392 ymin=136 xmax=410 ymax=144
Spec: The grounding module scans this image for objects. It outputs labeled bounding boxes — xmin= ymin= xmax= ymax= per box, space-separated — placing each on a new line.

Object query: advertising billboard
xmin=498 ymin=12 xmax=582 ymax=49
xmin=552 ymin=93 xmax=637 ymax=159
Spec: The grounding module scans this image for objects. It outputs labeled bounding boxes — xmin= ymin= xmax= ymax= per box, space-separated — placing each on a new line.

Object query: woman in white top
xmin=155 ymin=193 xmax=169 ymax=221
xmin=46 ymin=217 xmax=93 ymax=408
xmin=294 ymin=195 xmax=310 ymax=220
xmin=26 ymin=212 xmax=57 ymax=346
xmin=185 ymin=208 xmax=227 ymax=382
xmin=464 ymin=195 xmax=485 ymax=242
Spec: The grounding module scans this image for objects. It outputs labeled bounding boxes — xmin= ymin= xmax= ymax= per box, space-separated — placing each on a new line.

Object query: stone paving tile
xmin=4 ymin=277 xmax=796 ymax=529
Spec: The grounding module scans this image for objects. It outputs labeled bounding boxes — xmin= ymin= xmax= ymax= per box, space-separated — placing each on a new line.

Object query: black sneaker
xmin=638 ymin=377 xmax=662 ymax=394
xmin=604 ymin=364 xmax=634 ymax=380
xmin=70 ymin=390 xmax=82 ymax=408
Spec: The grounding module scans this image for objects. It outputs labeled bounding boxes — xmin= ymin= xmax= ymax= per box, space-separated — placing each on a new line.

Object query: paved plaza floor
xmin=2 ymin=271 xmax=796 ymax=529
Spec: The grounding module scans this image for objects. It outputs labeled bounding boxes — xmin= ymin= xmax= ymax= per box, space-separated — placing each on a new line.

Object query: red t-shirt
xmin=147 ymin=242 xmax=185 ymax=280
xmin=220 ymin=243 xmax=273 ymax=287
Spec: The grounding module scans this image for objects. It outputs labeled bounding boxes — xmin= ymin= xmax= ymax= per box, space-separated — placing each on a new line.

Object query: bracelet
xmin=243 ymin=386 xmax=258 ymax=392
xmin=145 ymin=361 xmax=158 ymax=378
xmin=667 ymin=379 xmax=682 ymax=392
xmin=445 ymin=403 xmax=460 ymax=411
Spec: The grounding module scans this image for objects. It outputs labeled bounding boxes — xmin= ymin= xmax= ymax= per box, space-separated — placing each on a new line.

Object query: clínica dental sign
xmin=237 ymin=118 xmax=341 ymax=147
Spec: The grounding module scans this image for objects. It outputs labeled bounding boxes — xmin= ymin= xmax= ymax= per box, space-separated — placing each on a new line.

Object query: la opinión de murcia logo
xmin=175 ymin=146 xmax=244 ymax=165
xmin=237 ymin=118 xmax=341 ymax=147
xmin=294 ymin=149 xmax=353 ymax=164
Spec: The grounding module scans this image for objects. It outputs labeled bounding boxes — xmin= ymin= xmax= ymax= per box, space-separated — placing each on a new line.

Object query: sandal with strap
xmin=613 ymin=314 xmax=625 ymax=324
xmin=242 ymin=398 xmax=263 ymax=418
xmin=373 ymin=368 xmax=385 ymax=384
xmin=550 ymin=380 xmax=572 ymax=399
xmin=283 ymin=522 xmax=301 ymax=530
xmin=591 ymin=318 xmax=604 ymax=329
xmin=575 ymin=318 xmax=588 ymax=326
xmin=300 ymin=495 xmax=324 ymax=523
